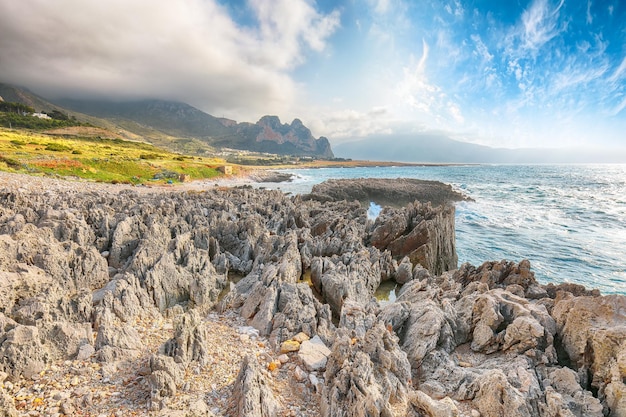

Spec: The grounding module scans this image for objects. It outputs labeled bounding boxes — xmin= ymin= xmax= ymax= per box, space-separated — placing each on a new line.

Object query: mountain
xmin=0 ymin=83 xmax=69 ymax=113
xmin=231 ymin=116 xmax=333 ymax=157
xmin=0 ymin=83 xmax=334 ymax=158
xmin=56 ymin=98 xmax=334 ymax=158
xmin=334 ymin=133 xmax=626 ymax=163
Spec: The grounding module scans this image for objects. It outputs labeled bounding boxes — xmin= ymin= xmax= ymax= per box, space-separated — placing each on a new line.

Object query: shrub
xmin=0 ymin=155 xmax=21 ymax=169
xmin=45 ymin=143 xmax=72 ymax=152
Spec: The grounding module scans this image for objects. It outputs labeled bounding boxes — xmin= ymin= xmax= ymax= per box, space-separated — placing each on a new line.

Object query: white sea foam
xmin=367 ymin=201 xmax=382 ymax=220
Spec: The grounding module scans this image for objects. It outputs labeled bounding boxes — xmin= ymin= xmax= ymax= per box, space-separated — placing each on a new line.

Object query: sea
xmin=258 ymin=164 xmax=626 ymax=295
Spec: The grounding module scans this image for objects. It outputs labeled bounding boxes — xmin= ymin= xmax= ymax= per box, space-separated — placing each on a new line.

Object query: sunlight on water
xmin=375 ymin=280 xmax=399 ymax=305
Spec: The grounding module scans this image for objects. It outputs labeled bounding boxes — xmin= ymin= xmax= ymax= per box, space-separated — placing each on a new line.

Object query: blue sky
xmin=1 ymin=0 xmax=625 ymax=150
xmin=287 ymin=0 xmax=626 ymax=149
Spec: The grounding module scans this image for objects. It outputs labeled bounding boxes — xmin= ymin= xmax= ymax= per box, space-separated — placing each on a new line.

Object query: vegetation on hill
xmin=0 ymin=101 xmax=35 ymax=114
xmin=1 ymin=85 xmax=335 ymax=158
xmin=0 ymin=128 xmax=227 ymax=184
xmin=0 ymin=100 xmax=83 ymax=130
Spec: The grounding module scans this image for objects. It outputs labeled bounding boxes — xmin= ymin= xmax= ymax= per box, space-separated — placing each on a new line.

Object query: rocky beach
xmin=0 ymin=171 xmax=625 ymax=417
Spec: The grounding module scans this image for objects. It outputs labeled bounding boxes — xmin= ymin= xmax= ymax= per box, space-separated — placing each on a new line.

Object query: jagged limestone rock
xmin=322 ymin=301 xmax=412 ymax=417
xmin=232 ymin=355 xmax=280 ymax=417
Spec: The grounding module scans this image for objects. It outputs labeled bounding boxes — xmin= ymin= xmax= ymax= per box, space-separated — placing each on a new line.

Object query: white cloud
xmin=308 ymin=107 xmax=394 ymax=140
xmin=513 ymin=0 xmax=566 ymax=55
xmin=373 ymin=0 xmax=391 ymax=14
xmin=609 ymin=57 xmax=626 ymax=83
xmin=0 ymin=0 xmax=339 ymax=121
xmin=395 ymin=40 xmax=464 ymax=127
xmin=552 ymin=64 xmax=608 ymax=93
xmin=471 ymin=34 xmax=493 ymax=62
xmin=249 ymin=0 xmax=340 ymax=64
xmin=611 ymin=97 xmax=626 ymax=117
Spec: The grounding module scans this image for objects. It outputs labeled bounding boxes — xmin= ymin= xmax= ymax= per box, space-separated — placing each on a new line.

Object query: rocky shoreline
xmin=0 ymin=172 xmax=624 ymax=417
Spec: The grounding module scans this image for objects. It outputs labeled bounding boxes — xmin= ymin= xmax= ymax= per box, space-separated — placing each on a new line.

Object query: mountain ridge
xmin=0 ymin=83 xmax=334 ymax=158
xmin=334 ymin=133 xmax=626 ymax=163
xmin=56 ymin=98 xmax=334 ymax=158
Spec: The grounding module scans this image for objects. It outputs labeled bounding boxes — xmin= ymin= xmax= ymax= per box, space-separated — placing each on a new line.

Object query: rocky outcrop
xmin=322 ymin=300 xmax=412 ymax=416
xmin=307 ymin=177 xmax=469 ymax=208
xmin=53 ymin=96 xmax=335 ymax=158
xmin=0 ymin=177 xmax=624 ymax=416
xmin=306 ymin=178 xmax=461 ymax=274
xmin=370 ymin=201 xmax=457 ymax=275
xmin=236 ymin=115 xmax=334 ymax=158
xmin=552 ymin=294 xmax=626 ymax=413
xmin=231 ymin=355 xmax=280 ymax=417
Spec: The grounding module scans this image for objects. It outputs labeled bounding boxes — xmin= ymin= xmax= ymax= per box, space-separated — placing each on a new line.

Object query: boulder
xmin=0 ymin=325 xmax=49 ymax=379
xmin=0 ymin=386 xmax=17 ymax=417
xmin=552 ymin=294 xmax=626 ymax=413
xmin=298 ymin=335 xmax=331 ymax=371
xmin=370 ymin=202 xmax=457 ymax=275
xmin=162 ymin=310 xmax=211 ymax=366
xmin=394 ymin=256 xmax=413 ymax=284
xmin=149 ymin=354 xmax=185 ymax=410
xmin=49 ymin=322 xmax=93 ymax=359
xmin=472 ymin=370 xmax=533 ymax=417
xmin=95 ymin=321 xmax=143 ymax=362
xmin=407 ymin=390 xmax=459 ymax=417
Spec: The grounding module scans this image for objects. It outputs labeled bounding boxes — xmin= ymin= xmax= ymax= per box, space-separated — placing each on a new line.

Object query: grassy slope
xmin=0 ymin=127 xmax=229 ymax=185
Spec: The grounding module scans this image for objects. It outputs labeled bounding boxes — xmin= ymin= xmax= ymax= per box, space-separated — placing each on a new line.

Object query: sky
xmin=0 ymin=0 xmax=625 ymax=150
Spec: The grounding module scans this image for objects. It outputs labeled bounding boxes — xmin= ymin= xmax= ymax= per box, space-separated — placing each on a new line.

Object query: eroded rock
xmin=231 ymin=355 xmax=280 ymax=417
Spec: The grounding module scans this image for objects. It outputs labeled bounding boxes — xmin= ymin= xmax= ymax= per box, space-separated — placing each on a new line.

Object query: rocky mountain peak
xmin=235 ymin=115 xmax=334 ymax=158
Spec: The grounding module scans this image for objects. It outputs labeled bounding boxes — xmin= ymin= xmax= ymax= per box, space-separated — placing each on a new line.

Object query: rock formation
xmin=0 ymin=176 xmax=624 ymax=416
xmin=306 ymin=177 xmax=470 ymax=208
xmin=235 ymin=115 xmax=334 ymax=158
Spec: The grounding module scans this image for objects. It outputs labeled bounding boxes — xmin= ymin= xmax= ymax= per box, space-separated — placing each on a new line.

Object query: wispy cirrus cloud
xmin=518 ymin=0 xmax=566 ymax=54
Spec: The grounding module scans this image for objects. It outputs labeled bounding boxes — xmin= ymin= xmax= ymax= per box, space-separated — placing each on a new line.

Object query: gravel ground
xmin=4 ymin=310 xmax=322 ymax=416
xmin=0 ymin=170 xmax=285 ymax=195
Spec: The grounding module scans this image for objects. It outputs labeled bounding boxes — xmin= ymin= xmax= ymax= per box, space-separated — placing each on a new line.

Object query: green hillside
xmin=0 ymin=128 xmax=226 ymax=184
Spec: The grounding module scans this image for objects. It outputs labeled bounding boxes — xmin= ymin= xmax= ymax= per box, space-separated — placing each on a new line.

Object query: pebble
xmin=53 ymin=391 xmax=70 ymax=401
xmin=309 ymin=373 xmax=320 ymax=393
xmin=278 ymin=354 xmax=290 ymax=364
xmin=294 ymin=366 xmax=308 ymax=382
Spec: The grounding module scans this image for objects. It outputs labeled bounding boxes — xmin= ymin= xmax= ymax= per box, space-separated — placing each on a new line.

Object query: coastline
xmin=0 ymin=170 xmax=624 ymax=416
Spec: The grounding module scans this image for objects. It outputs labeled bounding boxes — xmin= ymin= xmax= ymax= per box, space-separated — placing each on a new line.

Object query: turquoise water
xmin=264 ymin=164 xmax=626 ymax=295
